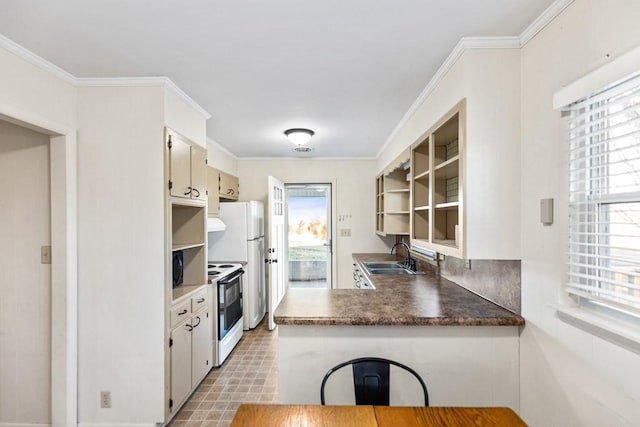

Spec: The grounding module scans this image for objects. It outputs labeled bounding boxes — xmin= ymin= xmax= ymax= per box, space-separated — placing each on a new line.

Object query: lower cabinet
xmin=170 ymin=287 xmax=212 ymax=413
xmin=170 ymin=320 xmax=192 ymax=408
xmin=190 ymin=307 xmax=211 ymax=385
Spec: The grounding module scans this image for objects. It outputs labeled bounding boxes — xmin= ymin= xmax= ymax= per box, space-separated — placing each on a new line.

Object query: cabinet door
xmin=190 ymin=146 xmax=207 ymax=201
xmin=190 ymin=310 xmax=212 ymax=387
xmin=219 ymin=171 xmax=239 ymax=200
xmin=207 ymin=167 xmax=220 ymax=215
xmin=169 ymin=134 xmax=192 ymax=199
xmin=170 ymin=322 xmax=192 ymax=409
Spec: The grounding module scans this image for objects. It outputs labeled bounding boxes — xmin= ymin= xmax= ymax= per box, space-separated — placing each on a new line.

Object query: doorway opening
xmin=285 ymin=183 xmax=332 ymax=289
xmin=0 ymin=119 xmax=51 ymax=424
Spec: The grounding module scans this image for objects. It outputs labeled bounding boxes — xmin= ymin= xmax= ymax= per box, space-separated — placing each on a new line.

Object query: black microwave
xmin=172 ymin=251 xmax=184 ymax=287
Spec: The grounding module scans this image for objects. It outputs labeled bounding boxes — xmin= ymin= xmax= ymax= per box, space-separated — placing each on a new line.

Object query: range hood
xmin=207 ymin=217 xmax=226 ymax=232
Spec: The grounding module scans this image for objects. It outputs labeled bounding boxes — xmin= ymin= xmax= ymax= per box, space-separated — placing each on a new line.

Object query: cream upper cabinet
xmin=410 ymin=99 xmax=465 ymax=258
xmin=190 ymin=146 xmax=207 ymax=202
xmin=167 ymin=127 xmax=207 ymax=201
xmin=218 ymin=170 xmax=239 ymax=200
xmin=206 ymin=166 xmax=221 ymax=215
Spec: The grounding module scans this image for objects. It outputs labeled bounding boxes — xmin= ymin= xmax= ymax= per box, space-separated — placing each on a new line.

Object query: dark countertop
xmin=273 ymin=253 xmax=524 ymax=327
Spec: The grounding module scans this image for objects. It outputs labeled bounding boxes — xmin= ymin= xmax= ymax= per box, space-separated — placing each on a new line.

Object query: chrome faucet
xmin=390 ymin=242 xmax=414 ymax=270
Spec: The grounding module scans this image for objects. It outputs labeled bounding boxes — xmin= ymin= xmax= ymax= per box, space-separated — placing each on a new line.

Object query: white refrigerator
xmin=208 ymin=201 xmax=266 ymax=330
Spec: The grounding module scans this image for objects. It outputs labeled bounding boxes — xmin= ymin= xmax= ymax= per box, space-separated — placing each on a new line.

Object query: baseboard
xmin=0 ymin=423 xmax=50 ymax=427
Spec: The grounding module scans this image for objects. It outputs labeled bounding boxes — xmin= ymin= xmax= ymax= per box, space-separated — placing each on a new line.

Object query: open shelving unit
xmin=410 ymin=100 xmax=465 ymax=257
xmin=375 ymin=149 xmax=411 ymax=236
xmin=171 ymin=201 xmax=207 ymax=287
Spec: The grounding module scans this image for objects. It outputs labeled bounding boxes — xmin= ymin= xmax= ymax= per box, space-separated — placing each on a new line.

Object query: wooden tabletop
xmin=231 ymin=404 xmax=377 ymax=427
xmin=231 ymin=404 xmax=528 ymax=427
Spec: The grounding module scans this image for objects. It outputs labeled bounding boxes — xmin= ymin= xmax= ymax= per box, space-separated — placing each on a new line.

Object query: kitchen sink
xmin=367 ymin=268 xmax=416 ymax=275
xmin=363 ymin=261 xmax=405 ymax=269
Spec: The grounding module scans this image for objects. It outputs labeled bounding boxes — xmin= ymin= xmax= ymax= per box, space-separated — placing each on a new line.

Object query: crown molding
xmin=376 ymin=0 xmax=575 ymax=160
xmin=519 ymin=0 xmax=575 ymax=46
xmin=76 ymin=77 xmax=211 ymax=120
xmin=376 ymin=36 xmax=520 ymax=159
xmin=0 ymin=34 xmax=211 ymax=120
xmin=0 ymin=33 xmax=76 ymax=85
xmin=238 ymin=156 xmax=376 ymax=161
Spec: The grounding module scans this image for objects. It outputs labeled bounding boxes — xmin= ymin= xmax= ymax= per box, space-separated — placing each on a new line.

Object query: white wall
xmin=377 ymin=47 xmax=521 ymax=259
xmin=207 ymin=138 xmax=238 ymax=175
xmin=165 ymin=89 xmax=207 ymax=148
xmin=0 ymin=121 xmax=51 ymax=425
xmin=519 ymin=1 xmax=640 ymax=426
xmin=237 ymin=159 xmax=390 ymax=288
xmin=0 ymin=43 xmax=78 ymax=427
xmin=77 ymin=86 xmax=166 ymax=425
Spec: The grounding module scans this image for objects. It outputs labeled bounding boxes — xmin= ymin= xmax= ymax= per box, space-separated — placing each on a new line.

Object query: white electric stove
xmin=208 ymin=262 xmax=244 ymax=366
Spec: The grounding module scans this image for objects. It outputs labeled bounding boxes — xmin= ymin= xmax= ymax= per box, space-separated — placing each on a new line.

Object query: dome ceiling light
xmin=284 ymin=128 xmax=314 ymax=145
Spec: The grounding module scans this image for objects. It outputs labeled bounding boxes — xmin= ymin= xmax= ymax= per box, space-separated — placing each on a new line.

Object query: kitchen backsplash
xmin=398 ymin=235 xmax=521 ymax=314
xmin=439 ymin=258 xmax=521 ymax=314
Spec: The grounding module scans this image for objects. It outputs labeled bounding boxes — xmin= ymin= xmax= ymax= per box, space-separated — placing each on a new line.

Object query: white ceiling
xmin=0 ymin=0 xmax=556 ymax=158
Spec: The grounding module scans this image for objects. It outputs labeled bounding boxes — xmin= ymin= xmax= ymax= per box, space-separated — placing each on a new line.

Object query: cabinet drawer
xmin=191 ymin=288 xmax=209 ymax=313
xmin=171 ymin=300 xmax=192 ymax=329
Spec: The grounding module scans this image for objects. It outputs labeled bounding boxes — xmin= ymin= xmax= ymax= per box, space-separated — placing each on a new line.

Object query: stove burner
xmin=208 ymin=271 xmax=221 ymax=276
xmin=219 ymin=264 xmax=234 ymax=268
xmin=208 ymin=264 xmax=216 ymax=268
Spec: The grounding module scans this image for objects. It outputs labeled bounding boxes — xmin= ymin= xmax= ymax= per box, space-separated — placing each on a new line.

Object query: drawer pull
xmin=186 ymin=323 xmax=193 ymax=331
xmin=192 ymin=316 xmax=201 ymax=328
xmin=196 ymin=298 xmax=205 ymax=304
xmin=178 ymin=309 xmax=188 ymax=316
xmin=192 ymin=188 xmax=201 ymax=197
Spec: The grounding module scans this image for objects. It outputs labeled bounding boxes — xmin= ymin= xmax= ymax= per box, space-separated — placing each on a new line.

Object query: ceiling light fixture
xmin=284 ymin=128 xmax=314 ymax=145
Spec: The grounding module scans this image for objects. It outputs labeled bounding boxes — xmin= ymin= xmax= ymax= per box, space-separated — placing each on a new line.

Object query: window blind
xmin=567 ymin=74 xmax=640 ymax=316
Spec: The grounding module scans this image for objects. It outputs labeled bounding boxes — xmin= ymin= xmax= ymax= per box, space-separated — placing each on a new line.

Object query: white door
xmin=267 ymin=176 xmax=286 ymax=330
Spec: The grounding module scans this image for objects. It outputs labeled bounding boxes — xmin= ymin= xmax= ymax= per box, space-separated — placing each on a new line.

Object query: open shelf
xmin=375 ymin=148 xmax=411 ymax=236
xmin=171 ymin=202 xmax=206 ymax=289
xmin=172 ymin=242 xmax=205 ymax=251
xmin=410 ymin=100 xmax=464 ymax=257
xmin=413 ymin=170 xmax=430 ymax=181
xmin=434 ymin=156 xmax=459 ymax=178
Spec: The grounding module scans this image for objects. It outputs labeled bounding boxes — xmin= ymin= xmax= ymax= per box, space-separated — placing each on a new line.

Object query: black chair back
xmin=320 ymin=357 xmax=429 ymax=406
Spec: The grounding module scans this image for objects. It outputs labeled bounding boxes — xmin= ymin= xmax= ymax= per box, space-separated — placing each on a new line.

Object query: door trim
xmin=0 ymin=106 xmax=77 ymax=426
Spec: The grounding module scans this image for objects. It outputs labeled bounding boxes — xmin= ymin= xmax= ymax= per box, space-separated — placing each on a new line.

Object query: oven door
xmin=218 ymin=269 xmax=244 ymax=340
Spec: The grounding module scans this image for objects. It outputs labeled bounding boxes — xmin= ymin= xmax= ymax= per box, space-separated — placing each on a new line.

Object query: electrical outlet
xmin=100 ymin=391 xmax=111 ymax=409
xmin=340 ymin=228 xmax=351 ymax=237
xmin=464 ymin=259 xmax=471 ymax=269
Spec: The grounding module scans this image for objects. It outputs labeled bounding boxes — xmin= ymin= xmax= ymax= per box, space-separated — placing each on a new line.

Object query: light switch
xmin=540 ymin=198 xmax=554 ymax=225
xmin=41 ymin=245 xmax=52 ymax=264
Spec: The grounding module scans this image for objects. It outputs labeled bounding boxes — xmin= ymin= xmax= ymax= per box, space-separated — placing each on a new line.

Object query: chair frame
xmin=320 ymin=357 xmax=429 ymax=406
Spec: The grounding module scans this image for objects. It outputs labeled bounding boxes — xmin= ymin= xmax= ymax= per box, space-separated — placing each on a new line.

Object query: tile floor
xmin=169 ymin=319 xmax=278 ymax=427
